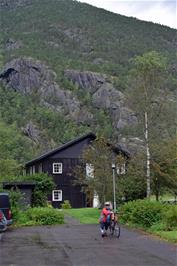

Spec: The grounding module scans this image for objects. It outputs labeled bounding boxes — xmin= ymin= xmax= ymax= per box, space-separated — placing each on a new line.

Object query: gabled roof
xmin=25 ymin=132 xmax=130 ymax=167
xmin=25 ymin=132 xmax=96 ymax=166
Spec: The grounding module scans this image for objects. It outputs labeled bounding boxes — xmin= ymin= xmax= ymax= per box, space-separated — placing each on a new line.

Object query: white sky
xmin=78 ymin=0 xmax=177 ymax=29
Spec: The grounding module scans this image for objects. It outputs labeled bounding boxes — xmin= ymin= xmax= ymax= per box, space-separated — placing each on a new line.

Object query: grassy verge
xmin=64 ymin=208 xmax=100 ymax=224
xmin=149 ymin=230 xmax=177 ymax=243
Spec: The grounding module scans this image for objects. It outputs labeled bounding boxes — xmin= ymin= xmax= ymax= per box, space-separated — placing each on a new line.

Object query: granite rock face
xmin=64 ymin=69 xmax=138 ymax=130
xmin=0 ymin=58 xmax=93 ymax=124
xmin=22 ymin=121 xmax=40 ymax=143
xmin=0 ymin=58 xmax=138 ymax=139
xmin=5 ymin=38 xmax=23 ymax=51
xmin=64 ymin=69 xmax=107 ymax=94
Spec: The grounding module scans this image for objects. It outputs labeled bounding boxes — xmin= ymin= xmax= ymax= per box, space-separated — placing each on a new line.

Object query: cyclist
xmin=99 ymin=201 xmax=112 ymax=237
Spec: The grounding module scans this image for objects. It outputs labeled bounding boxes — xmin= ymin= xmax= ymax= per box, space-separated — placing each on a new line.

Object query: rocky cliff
xmin=0 ymin=58 xmax=137 ymax=135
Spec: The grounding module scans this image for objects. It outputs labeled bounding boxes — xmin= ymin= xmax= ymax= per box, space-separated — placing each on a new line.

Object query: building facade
xmin=25 ymin=133 xmax=129 ymax=208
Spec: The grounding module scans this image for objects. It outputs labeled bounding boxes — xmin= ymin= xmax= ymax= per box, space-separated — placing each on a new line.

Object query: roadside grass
xmin=63 ymin=208 xmax=100 ymax=224
xmin=153 ymin=230 xmax=177 ymax=243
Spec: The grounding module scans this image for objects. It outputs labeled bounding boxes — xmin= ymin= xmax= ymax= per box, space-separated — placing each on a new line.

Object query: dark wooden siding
xmin=50 ymin=138 xmax=91 ymax=159
xmin=25 ymin=135 xmax=95 ymax=208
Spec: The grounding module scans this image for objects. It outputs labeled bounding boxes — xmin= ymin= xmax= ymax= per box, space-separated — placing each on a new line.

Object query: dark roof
xmin=112 ymin=145 xmax=130 ymax=158
xmin=25 ymin=132 xmax=130 ymax=167
xmin=25 ymin=132 xmax=96 ymax=166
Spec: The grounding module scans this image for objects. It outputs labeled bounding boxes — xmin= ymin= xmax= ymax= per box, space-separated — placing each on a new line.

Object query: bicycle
xmin=109 ymin=212 xmax=120 ymax=238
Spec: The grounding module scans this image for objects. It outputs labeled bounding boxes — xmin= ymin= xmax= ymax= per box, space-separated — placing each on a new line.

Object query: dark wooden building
xmin=25 ymin=133 xmax=129 ymax=208
xmin=3 ymin=182 xmax=36 ymax=207
xmin=25 ymin=133 xmax=96 ymax=208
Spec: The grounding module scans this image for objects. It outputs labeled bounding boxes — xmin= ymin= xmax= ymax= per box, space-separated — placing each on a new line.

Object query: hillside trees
xmin=127 ymin=51 xmax=177 ymax=198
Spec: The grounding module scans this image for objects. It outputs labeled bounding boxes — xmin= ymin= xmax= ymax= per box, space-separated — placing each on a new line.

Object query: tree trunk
xmin=145 ymin=111 xmax=151 ymax=198
xmin=155 ymin=188 xmax=159 ymax=201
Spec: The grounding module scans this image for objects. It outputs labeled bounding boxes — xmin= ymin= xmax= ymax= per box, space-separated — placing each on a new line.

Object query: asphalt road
xmin=0 ymin=223 xmax=176 ymax=266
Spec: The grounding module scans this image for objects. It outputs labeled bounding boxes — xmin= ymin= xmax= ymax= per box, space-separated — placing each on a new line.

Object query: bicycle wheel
xmin=110 ymin=223 xmax=114 ymax=236
xmin=114 ymin=222 xmax=120 ymax=238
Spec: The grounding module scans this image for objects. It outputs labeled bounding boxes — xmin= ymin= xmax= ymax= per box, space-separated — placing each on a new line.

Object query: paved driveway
xmin=0 ymin=224 xmax=176 ymax=266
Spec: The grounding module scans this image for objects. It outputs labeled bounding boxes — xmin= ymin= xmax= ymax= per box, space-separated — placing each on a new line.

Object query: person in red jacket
xmin=99 ymin=201 xmax=112 ymax=237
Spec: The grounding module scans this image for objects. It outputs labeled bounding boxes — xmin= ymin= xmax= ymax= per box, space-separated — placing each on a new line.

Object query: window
xmin=52 ymin=190 xmax=62 ymax=201
xmin=86 ymin=163 xmax=94 ymax=178
xmin=53 ymin=163 xmax=62 ymax=174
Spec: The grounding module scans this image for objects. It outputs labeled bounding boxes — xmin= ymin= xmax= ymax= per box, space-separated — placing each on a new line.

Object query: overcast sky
xmin=78 ymin=0 xmax=177 ymax=29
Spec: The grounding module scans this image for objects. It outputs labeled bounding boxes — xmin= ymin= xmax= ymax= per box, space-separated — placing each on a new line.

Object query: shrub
xmin=162 ymin=206 xmax=177 ymax=230
xmin=150 ymin=222 xmax=166 ymax=232
xmin=25 ymin=207 xmax=64 ymax=225
xmin=120 ymin=200 xmax=166 ymax=228
xmin=8 ymin=190 xmax=25 ymax=221
xmin=61 ymin=200 xmax=71 ymax=209
xmin=25 ymin=173 xmax=55 ymax=207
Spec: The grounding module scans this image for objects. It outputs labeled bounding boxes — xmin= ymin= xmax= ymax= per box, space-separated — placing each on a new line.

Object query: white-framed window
xmin=117 ymin=163 xmax=126 ymax=175
xmin=53 ymin=163 xmax=62 ymax=174
xmin=86 ymin=163 xmax=94 ymax=178
xmin=52 ymin=190 xmax=62 ymax=201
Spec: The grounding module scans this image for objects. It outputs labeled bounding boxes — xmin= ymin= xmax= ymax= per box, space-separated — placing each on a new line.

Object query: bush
xmin=61 ymin=200 xmax=71 ymax=209
xmin=162 ymin=206 xmax=177 ymax=230
xmin=120 ymin=200 xmax=167 ymax=228
xmin=8 ymin=190 xmax=25 ymax=221
xmin=25 ymin=207 xmax=64 ymax=225
xmin=25 ymin=173 xmax=55 ymax=207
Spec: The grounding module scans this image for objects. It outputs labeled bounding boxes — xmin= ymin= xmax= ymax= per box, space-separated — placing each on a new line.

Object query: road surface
xmin=0 ymin=223 xmax=176 ymax=266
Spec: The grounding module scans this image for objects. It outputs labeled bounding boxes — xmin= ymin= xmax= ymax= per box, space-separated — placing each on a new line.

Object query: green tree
xmin=74 ymin=137 xmax=126 ymax=206
xmin=151 ymin=140 xmax=177 ymax=200
xmin=127 ymin=51 xmax=174 ymax=198
xmin=118 ymin=153 xmax=146 ymax=201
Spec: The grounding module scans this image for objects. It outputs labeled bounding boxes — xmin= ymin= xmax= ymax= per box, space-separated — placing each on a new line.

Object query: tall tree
xmin=127 ymin=51 xmax=175 ymax=198
xmin=74 ymin=137 xmax=126 ymax=206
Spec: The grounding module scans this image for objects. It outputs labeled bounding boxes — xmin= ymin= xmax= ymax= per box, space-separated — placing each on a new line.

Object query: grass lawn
xmin=64 ymin=208 xmax=100 ymax=224
xmin=150 ymin=193 xmax=176 ymax=201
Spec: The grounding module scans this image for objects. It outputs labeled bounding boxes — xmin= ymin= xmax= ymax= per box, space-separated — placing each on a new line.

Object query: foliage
xmin=126 ymin=52 xmax=176 ymax=197
xmin=0 ymin=118 xmax=34 ymax=164
xmin=120 ymin=199 xmax=177 ymax=231
xmin=74 ymin=137 xmax=126 ymax=205
xmin=0 ymin=159 xmax=22 ymax=179
xmin=1 ymin=0 xmax=177 ymax=83
xmin=0 ymin=85 xmax=89 ymax=174
xmin=1 ymin=173 xmax=55 ymax=207
xmin=0 ymin=189 xmax=25 ymax=221
xmin=118 ymin=153 xmax=146 ymax=201
xmin=151 ymin=140 xmax=177 ymax=200
xmin=120 ymin=200 xmax=166 ymax=228
xmin=15 ymin=207 xmax=64 ymax=226
xmin=61 ymin=200 xmax=72 ymax=209
xmin=25 ymin=207 xmax=64 ymax=225
xmin=162 ymin=206 xmax=177 ymax=230
xmin=64 ymin=208 xmax=100 ymax=224
xmin=0 ymin=0 xmax=177 ymax=203
xmin=25 ymin=173 xmax=55 ymax=207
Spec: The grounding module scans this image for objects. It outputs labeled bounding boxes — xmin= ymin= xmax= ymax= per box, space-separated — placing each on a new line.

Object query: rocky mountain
xmin=0 ymin=0 xmax=176 ymax=164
